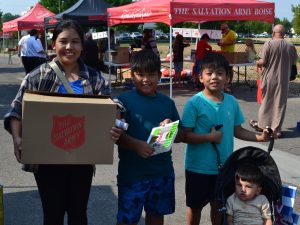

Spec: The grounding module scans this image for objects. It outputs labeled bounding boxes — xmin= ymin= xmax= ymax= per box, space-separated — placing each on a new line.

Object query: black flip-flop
xmin=249 ymin=120 xmax=263 ymax=132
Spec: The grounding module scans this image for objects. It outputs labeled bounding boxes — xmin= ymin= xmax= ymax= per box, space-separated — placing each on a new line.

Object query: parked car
xmin=117 ymin=33 xmax=133 ymax=41
xmin=237 ymin=33 xmax=244 ymax=38
xmin=131 ymin=32 xmax=143 ymax=39
xmin=156 ymin=33 xmax=169 ymax=39
xmin=243 ymin=33 xmax=256 ymax=38
xmin=256 ymin=32 xmax=271 ymax=38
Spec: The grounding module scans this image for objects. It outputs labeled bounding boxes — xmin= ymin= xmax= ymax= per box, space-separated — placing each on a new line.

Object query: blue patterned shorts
xmin=117 ymin=172 xmax=175 ymax=224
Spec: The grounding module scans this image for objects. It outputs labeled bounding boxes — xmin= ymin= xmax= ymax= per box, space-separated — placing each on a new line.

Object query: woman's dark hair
xmin=235 ymin=163 xmax=264 ymax=186
xmin=130 ymin=49 xmax=161 ymax=74
xmin=201 ymin=33 xmax=210 ymax=40
xmin=52 ymin=20 xmax=84 ymax=46
xmin=142 ymin=29 xmax=153 ymax=45
xmin=201 ymin=52 xmax=230 ymax=77
xmin=143 ymin=29 xmax=152 ymax=35
xmin=173 ymin=34 xmax=184 ymax=49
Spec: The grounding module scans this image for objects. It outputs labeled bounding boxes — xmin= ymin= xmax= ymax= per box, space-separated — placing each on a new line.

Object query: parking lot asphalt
xmin=0 ymin=54 xmax=299 ymax=224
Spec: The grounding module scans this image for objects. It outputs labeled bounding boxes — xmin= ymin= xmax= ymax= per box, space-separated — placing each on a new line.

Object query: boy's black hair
xmin=130 ymin=49 xmax=161 ymax=74
xmin=29 ymin=29 xmax=38 ymax=36
xmin=235 ymin=163 xmax=264 ymax=186
xmin=52 ymin=19 xmax=84 ymax=46
xmin=201 ymin=52 xmax=230 ymax=77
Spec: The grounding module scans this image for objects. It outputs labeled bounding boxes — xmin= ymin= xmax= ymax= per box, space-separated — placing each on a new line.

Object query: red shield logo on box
xmin=51 ymin=115 xmax=85 ymax=152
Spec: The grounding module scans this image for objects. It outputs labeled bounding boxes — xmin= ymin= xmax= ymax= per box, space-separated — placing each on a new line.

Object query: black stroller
xmin=214 ymin=131 xmax=282 ymax=224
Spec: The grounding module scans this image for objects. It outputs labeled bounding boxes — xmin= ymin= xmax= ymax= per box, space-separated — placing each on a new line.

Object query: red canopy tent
xmin=0 ymin=32 xmax=14 ymax=38
xmin=3 ymin=3 xmax=55 ymax=32
xmin=107 ymin=0 xmax=275 ymax=96
xmin=107 ymin=0 xmax=275 ymax=26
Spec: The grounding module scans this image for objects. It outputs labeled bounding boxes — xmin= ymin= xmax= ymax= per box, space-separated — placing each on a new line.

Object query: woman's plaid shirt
xmin=4 ymin=58 xmax=110 ymax=133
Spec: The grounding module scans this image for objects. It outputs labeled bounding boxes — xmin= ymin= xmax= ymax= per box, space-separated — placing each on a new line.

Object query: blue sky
xmin=0 ymin=0 xmax=299 ymax=21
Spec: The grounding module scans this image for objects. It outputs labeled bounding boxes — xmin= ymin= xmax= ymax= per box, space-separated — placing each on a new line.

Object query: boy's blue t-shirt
xmin=117 ymin=90 xmax=180 ymax=186
xmin=182 ymin=91 xmax=245 ymax=175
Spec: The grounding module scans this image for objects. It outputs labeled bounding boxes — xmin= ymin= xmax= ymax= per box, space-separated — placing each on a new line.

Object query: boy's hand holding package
xmin=147 ymin=120 xmax=179 ymax=155
xmin=160 ymin=118 xmax=172 ymax=127
xmin=160 ymin=119 xmax=185 ymax=143
xmin=111 ymin=119 xmax=129 ymax=143
xmin=135 ymin=140 xmax=154 ymax=159
xmin=110 ymin=126 xmax=123 ymax=143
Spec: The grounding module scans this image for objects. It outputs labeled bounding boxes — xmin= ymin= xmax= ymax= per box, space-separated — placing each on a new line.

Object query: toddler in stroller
xmin=215 ymin=143 xmax=282 ymax=225
xmin=226 ymin=163 xmax=272 ymax=225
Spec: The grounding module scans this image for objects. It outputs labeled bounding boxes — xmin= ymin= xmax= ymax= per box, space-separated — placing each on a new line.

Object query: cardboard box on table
xmin=21 ymin=91 xmax=116 ymax=164
xmin=219 ymin=52 xmax=250 ymax=64
xmin=111 ymin=47 xmax=130 ymax=64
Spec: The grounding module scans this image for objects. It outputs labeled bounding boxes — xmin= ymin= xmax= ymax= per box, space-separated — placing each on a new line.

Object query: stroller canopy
xmin=215 ymin=146 xmax=282 ymax=205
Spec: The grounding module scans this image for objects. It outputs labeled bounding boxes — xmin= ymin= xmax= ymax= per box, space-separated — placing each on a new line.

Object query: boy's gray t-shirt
xmin=226 ymin=193 xmax=271 ymax=224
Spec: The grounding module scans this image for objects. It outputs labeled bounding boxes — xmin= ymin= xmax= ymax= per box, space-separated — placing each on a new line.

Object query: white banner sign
xmin=172 ymin=28 xmax=183 ymax=36
xmin=172 ymin=28 xmax=221 ymax=39
xmin=92 ymin=31 xmax=108 ymax=40
xmin=182 ymin=28 xmax=192 ymax=38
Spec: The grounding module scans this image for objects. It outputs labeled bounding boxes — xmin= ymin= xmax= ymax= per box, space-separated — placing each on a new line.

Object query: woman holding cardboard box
xmin=4 ymin=20 xmax=120 ymax=225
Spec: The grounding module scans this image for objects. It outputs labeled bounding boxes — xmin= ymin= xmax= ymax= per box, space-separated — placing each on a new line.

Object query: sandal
xmin=249 ymin=120 xmax=263 ymax=132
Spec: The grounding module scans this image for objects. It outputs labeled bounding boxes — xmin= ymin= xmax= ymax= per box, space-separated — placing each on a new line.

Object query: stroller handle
xmin=212 ymin=124 xmax=223 ymax=170
xmin=266 ymin=126 xmax=274 ymax=155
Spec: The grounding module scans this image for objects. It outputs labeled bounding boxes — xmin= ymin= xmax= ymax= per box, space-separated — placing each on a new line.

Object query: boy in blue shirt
xmin=115 ymin=49 xmax=184 ymax=225
xmin=181 ymin=52 xmax=269 ymax=225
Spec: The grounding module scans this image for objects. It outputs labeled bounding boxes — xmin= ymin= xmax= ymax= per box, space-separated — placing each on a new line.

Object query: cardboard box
xmin=21 ymin=91 xmax=116 ymax=164
xmin=219 ymin=52 xmax=249 ymax=64
xmin=112 ymin=47 xmax=130 ymax=64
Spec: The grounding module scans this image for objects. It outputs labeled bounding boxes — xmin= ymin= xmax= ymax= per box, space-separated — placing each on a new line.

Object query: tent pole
xmin=197 ymin=22 xmax=201 ymax=48
xmin=107 ymin=26 xmax=112 ymax=93
xmin=169 ymin=25 xmax=173 ymax=98
xmin=45 ymin=28 xmax=47 ymax=52
xmin=2 ymin=33 xmax=4 ymax=53
xmin=17 ymin=31 xmax=20 ymax=52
